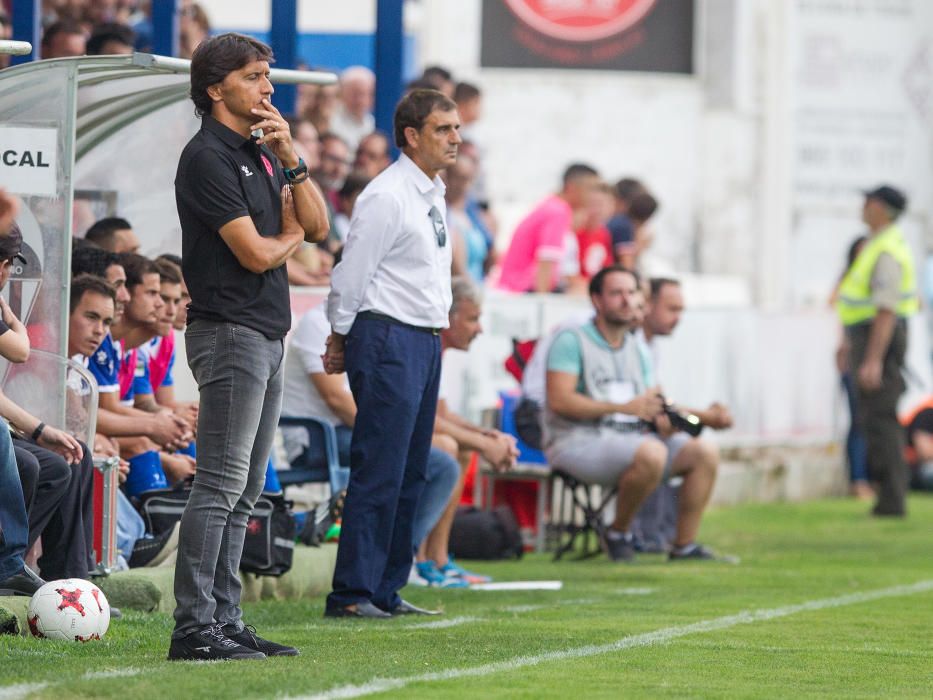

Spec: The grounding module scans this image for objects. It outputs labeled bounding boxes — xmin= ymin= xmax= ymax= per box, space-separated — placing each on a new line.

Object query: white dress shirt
xmin=328 ymin=153 xmax=453 ymax=335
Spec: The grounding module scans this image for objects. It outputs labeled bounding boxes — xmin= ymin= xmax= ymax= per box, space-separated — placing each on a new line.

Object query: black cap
xmin=0 ymin=225 xmax=27 ymax=265
xmin=864 ymin=185 xmax=907 ymax=213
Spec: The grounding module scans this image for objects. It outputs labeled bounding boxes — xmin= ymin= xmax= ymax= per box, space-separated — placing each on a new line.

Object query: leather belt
xmin=356 ymin=310 xmax=441 ymax=335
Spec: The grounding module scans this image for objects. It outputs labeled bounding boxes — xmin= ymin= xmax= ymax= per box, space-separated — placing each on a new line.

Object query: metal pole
xmin=10 ymin=0 xmax=41 ymax=65
xmin=374 ymin=0 xmax=404 ymax=146
xmin=269 ymin=0 xmax=298 ymax=116
xmin=151 ymin=0 xmax=179 ymax=58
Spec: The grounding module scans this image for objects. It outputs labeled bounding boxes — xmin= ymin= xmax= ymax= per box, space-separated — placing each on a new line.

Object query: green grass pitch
xmin=2 ymin=494 xmax=931 ymax=699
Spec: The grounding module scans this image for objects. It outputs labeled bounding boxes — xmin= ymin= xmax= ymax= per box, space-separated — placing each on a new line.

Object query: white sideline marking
xmin=500 ymin=605 xmax=545 ymax=613
xmin=82 ymin=668 xmax=142 ymax=680
xmin=405 ymin=616 xmax=481 ymax=630
xmin=614 ymin=587 xmax=655 ymax=596
xmin=500 ymin=599 xmax=596 ymax=614
xmin=0 ymin=684 xmax=48 ymax=700
xmin=295 ymin=579 xmax=933 ymax=700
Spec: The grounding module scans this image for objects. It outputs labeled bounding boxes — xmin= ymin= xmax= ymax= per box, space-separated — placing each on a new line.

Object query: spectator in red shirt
xmin=575 ymin=182 xmax=615 ymax=283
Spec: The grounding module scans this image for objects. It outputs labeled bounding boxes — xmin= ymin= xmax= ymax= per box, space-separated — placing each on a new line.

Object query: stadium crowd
xmin=1 ymin=4 xmax=926 ymax=623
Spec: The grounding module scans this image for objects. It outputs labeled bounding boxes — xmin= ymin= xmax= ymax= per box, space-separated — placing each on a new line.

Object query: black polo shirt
xmin=175 ymin=114 xmax=291 ymax=339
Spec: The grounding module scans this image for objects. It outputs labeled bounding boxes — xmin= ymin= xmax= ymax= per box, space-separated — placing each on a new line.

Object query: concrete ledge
xmin=117 ymin=542 xmax=338 ymax=614
xmin=712 ymin=443 xmax=847 ymax=506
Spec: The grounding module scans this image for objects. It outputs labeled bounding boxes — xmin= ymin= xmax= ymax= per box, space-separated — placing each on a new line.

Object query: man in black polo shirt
xmin=169 ymin=33 xmax=328 ymax=661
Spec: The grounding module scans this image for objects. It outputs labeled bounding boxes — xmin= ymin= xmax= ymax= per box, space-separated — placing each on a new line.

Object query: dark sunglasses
xmin=428 ymin=205 xmax=447 ymax=248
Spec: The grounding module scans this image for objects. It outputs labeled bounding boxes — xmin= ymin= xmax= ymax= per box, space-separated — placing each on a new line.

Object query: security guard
xmin=836 ymin=185 xmax=918 ymax=517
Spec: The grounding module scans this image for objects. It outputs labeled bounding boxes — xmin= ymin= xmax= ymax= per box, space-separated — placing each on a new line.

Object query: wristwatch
xmin=283 ymin=158 xmax=308 ymax=183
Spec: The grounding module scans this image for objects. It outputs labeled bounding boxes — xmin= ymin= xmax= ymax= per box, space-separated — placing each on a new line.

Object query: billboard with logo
xmin=481 ymin=0 xmax=694 ymax=72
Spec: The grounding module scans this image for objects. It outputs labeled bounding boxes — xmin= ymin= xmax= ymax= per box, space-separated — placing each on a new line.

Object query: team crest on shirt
xmin=260 ymin=154 xmax=274 ymax=177
xmin=240 ymin=164 xmax=253 ymax=177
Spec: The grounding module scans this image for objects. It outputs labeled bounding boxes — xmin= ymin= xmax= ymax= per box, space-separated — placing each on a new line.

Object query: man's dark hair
xmin=156 ymin=253 xmax=183 ymax=268
xmin=628 ymin=192 xmax=659 ymax=223
xmin=562 ymin=163 xmax=598 ymax=188
xmin=84 ymin=217 xmax=132 ymax=250
xmin=422 ymin=65 xmax=452 ymax=83
xmin=117 ymin=253 xmax=159 ymax=290
xmin=338 ymin=173 xmax=371 ymax=202
xmin=589 ymin=265 xmax=639 ymax=297
xmin=454 ymin=82 xmax=481 ymax=103
xmin=86 ymin=22 xmax=135 ymax=55
xmin=41 ymin=19 xmax=84 ymax=50
xmin=189 ymin=33 xmax=274 ymax=118
xmin=72 ymin=236 xmax=98 ymax=252
xmin=405 ymin=77 xmax=437 ymax=93
xmin=649 ymin=277 xmax=680 ymax=300
xmin=614 ymin=177 xmax=644 ymax=203
xmin=70 ymin=274 xmax=116 ymax=314
xmin=72 ymin=246 xmax=119 ymax=278
xmin=393 ymin=89 xmax=457 ymax=149
xmin=153 ymin=258 xmax=182 ymax=285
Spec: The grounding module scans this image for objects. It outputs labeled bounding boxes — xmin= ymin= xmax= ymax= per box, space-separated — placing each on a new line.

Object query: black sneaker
xmin=0 ymin=566 xmax=45 ymax=596
xmin=167 ymin=624 xmax=267 ymax=661
xmin=221 ymin=623 xmax=299 ymax=657
xmin=601 ymin=530 xmax=636 ymax=562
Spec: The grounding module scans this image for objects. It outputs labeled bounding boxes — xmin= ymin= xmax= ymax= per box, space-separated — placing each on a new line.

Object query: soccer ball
xmin=27 ymin=578 xmax=110 ymax=641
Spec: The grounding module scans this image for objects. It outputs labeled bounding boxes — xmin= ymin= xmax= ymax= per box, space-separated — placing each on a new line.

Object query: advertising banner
xmin=481 ymin=0 xmax=694 ymax=73
xmin=0 ymin=126 xmax=58 ymax=197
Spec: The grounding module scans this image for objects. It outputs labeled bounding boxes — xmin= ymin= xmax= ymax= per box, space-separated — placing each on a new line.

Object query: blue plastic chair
xmin=498 ymin=391 xmax=547 ymax=464
xmin=275 ymin=416 xmax=350 ymax=496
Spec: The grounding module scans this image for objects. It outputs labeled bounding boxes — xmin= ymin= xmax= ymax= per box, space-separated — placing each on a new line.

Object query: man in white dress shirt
xmin=323 ymin=89 xmax=460 ymax=618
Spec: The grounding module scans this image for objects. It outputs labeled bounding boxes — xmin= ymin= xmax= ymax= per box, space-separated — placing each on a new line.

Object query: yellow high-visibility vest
xmin=836 ymin=223 xmax=918 ymax=326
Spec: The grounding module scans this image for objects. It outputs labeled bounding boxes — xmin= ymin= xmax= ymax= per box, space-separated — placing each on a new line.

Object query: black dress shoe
xmin=221 ymin=623 xmax=299 ymax=657
xmin=0 ymin=566 xmax=45 ymax=597
xmin=324 ymin=600 xmax=391 ymax=619
xmin=389 ymin=599 xmax=441 ymax=616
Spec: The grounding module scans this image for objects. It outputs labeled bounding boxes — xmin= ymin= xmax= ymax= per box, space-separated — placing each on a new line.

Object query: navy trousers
xmin=327 ymin=316 xmax=441 ymax=612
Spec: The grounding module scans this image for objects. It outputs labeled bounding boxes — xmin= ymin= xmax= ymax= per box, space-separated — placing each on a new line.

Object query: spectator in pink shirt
xmin=497 ymin=164 xmax=599 ymax=293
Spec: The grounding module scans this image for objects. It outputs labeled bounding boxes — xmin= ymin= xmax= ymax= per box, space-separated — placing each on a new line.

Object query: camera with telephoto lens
xmin=651 ymin=396 xmax=704 ymax=437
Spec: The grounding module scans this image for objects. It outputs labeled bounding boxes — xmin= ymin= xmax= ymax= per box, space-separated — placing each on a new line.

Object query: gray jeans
xmin=172 ymin=320 xmax=284 ymax=639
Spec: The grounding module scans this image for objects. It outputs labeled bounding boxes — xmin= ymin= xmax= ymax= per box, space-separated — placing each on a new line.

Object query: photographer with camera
xmin=630 ymin=277 xmax=732 ymax=553
xmin=544 ymin=266 xmax=723 ymax=562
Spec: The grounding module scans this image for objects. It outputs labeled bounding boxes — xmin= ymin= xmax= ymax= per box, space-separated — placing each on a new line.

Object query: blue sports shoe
xmin=439 ymin=556 xmax=492 ymax=584
xmin=414 ymin=560 xmax=469 ymax=588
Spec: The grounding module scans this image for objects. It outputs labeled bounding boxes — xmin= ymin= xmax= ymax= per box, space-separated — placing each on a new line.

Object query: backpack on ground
xmin=448 ymin=505 xmax=524 ymax=560
xmin=136 ymin=484 xmax=191 ymax=536
xmin=239 ymin=493 xmax=297 ymax=577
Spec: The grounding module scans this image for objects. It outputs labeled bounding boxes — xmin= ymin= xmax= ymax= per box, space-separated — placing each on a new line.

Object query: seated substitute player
xmin=414 ymin=276 xmax=519 ymax=586
xmin=629 ymin=277 xmax=731 ymax=551
xmin=281 ymin=301 xmax=460 ymax=569
xmin=0 ymin=229 xmax=96 ymax=581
